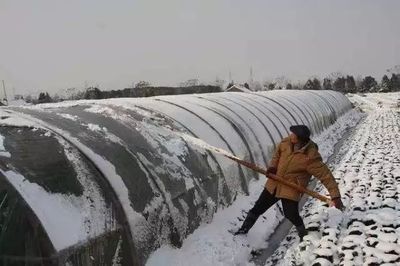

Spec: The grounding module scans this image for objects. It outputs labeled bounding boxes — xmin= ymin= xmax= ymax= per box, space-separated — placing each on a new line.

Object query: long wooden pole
xmin=222 ymin=154 xmax=332 ymax=204
xmin=176 ymin=131 xmax=332 ymax=204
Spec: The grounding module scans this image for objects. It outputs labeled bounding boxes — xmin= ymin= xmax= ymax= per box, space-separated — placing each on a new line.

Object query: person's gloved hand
xmin=330 ymin=197 xmax=344 ymax=210
xmin=266 ymin=167 xmax=277 ymax=176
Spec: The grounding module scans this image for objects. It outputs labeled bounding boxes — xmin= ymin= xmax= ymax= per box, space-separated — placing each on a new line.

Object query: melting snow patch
xmin=87 ymin=123 xmax=103 ymax=132
xmin=58 ymin=113 xmax=79 ymax=121
xmin=0 ymin=109 xmax=40 ymax=128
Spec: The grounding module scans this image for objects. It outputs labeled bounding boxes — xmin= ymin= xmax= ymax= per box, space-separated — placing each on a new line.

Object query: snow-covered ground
xmin=146 ymin=105 xmax=364 ymax=265
xmin=265 ymin=92 xmax=400 ymax=266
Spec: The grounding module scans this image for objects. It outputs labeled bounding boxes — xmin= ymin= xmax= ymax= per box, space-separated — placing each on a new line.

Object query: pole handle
xmin=224 ymin=154 xmax=332 ymax=204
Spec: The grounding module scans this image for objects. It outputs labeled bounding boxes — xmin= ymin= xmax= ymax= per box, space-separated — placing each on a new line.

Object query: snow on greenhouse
xmin=0 ymin=90 xmax=352 ymax=265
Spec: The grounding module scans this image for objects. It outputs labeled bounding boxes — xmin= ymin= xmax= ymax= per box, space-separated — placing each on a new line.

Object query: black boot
xmin=296 ymin=224 xmax=308 ymax=241
xmin=234 ymin=212 xmax=258 ymax=235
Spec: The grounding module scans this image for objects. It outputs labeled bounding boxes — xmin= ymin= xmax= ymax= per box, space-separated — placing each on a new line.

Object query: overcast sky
xmin=1 ymin=0 xmax=399 ymax=95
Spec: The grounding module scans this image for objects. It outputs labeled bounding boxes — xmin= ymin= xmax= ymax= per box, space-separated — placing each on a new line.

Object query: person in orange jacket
xmin=235 ymin=125 xmax=344 ymax=240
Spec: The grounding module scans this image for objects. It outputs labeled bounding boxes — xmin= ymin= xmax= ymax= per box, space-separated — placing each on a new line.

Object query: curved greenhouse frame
xmin=0 ymin=90 xmax=352 ymax=265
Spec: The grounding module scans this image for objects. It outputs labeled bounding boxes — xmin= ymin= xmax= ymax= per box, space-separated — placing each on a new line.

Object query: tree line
xmin=25 ymin=70 xmax=400 ymax=104
xmin=259 ymin=72 xmax=400 ymax=93
xmin=295 ymin=73 xmax=400 ymax=93
xmin=30 ymin=82 xmax=221 ymax=104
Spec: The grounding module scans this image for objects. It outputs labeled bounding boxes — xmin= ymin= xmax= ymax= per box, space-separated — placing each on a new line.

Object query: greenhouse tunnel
xmin=0 ymin=90 xmax=352 ymax=265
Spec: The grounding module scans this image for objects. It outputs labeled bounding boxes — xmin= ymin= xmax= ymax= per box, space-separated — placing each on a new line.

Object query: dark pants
xmin=249 ymin=188 xmax=304 ymax=227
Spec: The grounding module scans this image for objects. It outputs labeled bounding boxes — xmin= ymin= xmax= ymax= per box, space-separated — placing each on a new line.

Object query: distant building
xmin=225 ymin=84 xmax=253 ymax=93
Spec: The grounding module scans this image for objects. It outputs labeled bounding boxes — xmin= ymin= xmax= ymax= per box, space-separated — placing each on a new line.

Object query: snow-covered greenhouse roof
xmin=0 ymin=90 xmax=352 ymax=265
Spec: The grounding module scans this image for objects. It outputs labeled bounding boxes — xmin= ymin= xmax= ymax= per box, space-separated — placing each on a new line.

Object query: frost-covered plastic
xmin=0 ymin=90 xmax=351 ymax=265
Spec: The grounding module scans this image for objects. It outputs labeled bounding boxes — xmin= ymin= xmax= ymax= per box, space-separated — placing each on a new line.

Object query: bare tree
xmin=275 ymin=76 xmax=290 ymax=88
xmin=135 ymin=81 xmax=151 ymax=88
xmin=386 ymin=65 xmax=400 ymax=74
xmin=214 ymin=77 xmax=225 ymax=88
xmin=180 ymin=79 xmax=200 ymax=87
xmin=252 ymin=81 xmax=263 ymax=91
xmin=329 ymin=71 xmax=345 ymax=80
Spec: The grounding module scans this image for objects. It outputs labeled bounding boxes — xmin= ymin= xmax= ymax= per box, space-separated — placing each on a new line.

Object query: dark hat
xmin=289 ymin=125 xmax=311 ymax=142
